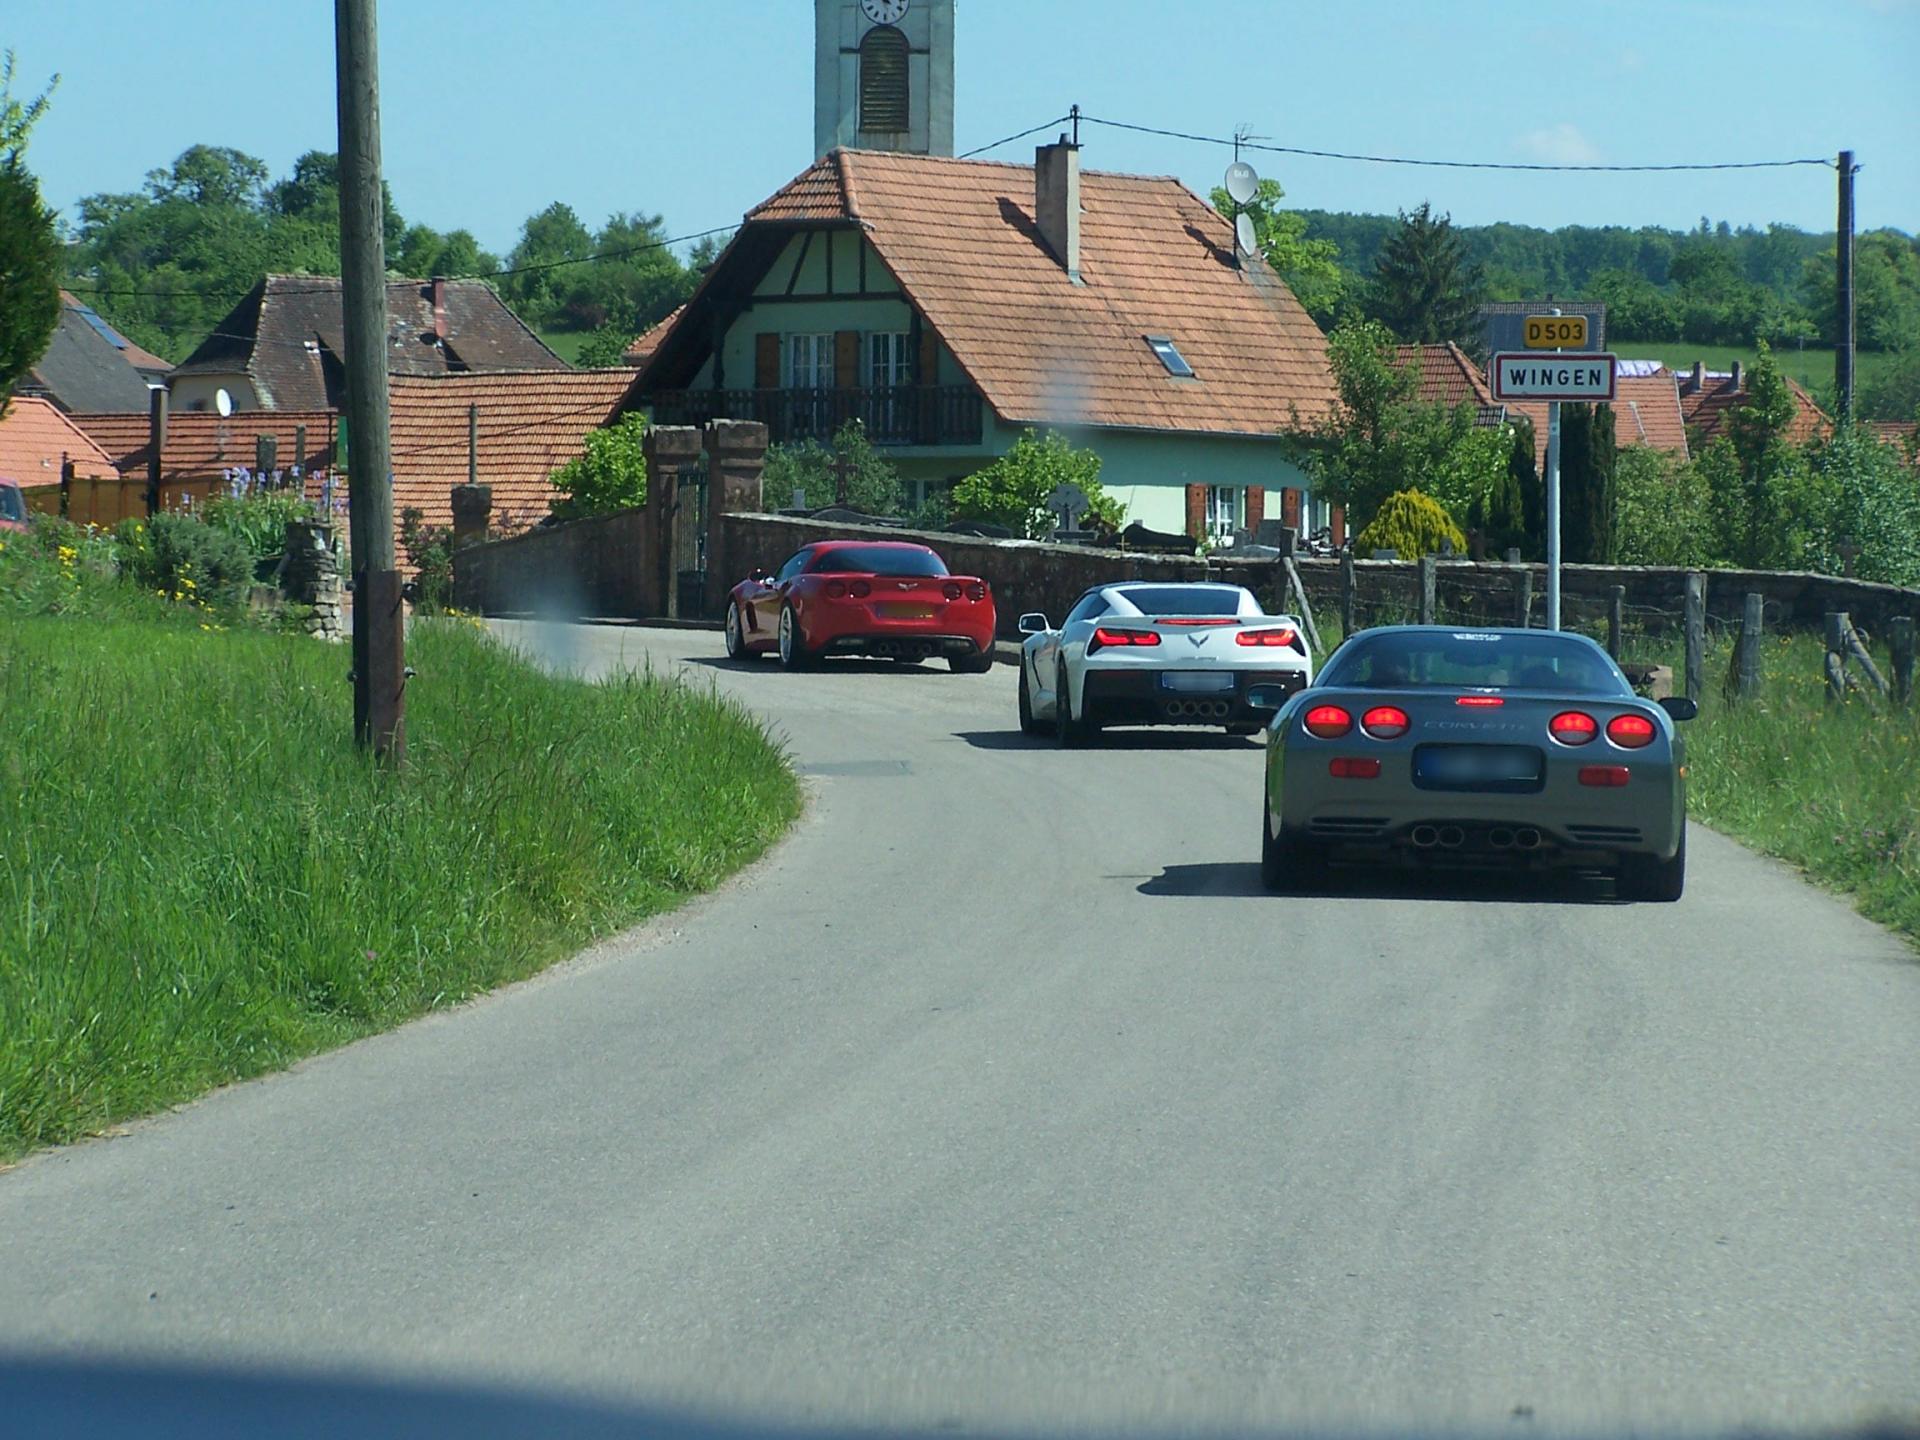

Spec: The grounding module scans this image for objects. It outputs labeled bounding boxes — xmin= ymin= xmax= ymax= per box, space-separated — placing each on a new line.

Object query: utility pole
xmin=1545 ymin=310 xmax=1563 ymax=632
xmin=335 ymin=0 xmax=405 ymax=764
xmin=1836 ymin=149 xmax=1855 ymax=421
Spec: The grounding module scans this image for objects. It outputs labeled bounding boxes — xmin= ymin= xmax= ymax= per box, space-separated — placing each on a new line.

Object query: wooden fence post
xmin=1824 ymin=611 xmax=1849 ymax=703
xmin=1843 ymin=617 xmax=1890 ymax=698
xmin=1515 ymin=567 xmax=1533 ymax=628
xmin=1418 ymin=555 xmax=1437 ymax=626
xmin=1339 ymin=550 xmax=1356 ymax=640
xmin=1736 ymin=592 xmax=1764 ymax=698
xmin=1890 ymin=616 xmax=1916 ymax=704
xmin=1683 ymin=573 xmax=1706 ymax=704
xmin=1283 ymin=556 xmax=1324 ymax=657
xmin=1607 ymin=585 xmax=1625 ymax=659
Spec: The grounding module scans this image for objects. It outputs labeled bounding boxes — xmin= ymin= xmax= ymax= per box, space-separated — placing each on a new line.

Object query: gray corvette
xmin=1251 ymin=626 xmax=1696 ymax=901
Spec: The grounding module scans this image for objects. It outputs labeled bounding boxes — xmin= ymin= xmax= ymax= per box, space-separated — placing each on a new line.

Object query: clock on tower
xmin=814 ymin=0 xmax=954 ymax=159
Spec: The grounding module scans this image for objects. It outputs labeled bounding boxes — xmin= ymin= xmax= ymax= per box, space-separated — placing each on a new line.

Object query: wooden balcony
xmin=647 ymin=385 xmax=984 ymax=448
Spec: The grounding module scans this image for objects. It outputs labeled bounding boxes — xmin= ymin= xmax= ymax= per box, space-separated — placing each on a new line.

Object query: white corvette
xmin=1016 ymin=581 xmax=1314 ymax=744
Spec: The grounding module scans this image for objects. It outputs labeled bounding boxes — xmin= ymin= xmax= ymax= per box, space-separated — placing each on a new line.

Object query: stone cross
xmin=1837 ymin=538 xmax=1861 ymax=578
xmin=829 ymin=452 xmax=859 ymax=506
xmin=1047 ymin=482 xmax=1090 ymax=533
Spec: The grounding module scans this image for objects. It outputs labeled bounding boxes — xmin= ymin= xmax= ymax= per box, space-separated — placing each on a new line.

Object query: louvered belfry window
xmin=859 ymin=25 xmax=909 ymax=133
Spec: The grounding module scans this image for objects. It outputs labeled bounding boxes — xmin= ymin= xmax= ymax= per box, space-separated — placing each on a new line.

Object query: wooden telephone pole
xmin=335 ymin=0 xmax=405 ymax=763
xmin=1836 ymin=149 xmax=1856 ymax=420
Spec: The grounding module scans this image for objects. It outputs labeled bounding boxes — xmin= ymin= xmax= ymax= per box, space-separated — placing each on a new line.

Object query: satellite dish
xmin=214 ymin=387 xmax=234 ymax=418
xmin=1236 ymin=212 xmax=1258 ymax=256
xmin=1224 ymin=161 xmax=1260 ymax=207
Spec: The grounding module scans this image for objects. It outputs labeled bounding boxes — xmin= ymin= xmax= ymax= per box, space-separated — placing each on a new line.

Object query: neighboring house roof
xmin=387 ymin=369 xmax=640 ymax=534
xmin=0 ymin=397 xmax=120 ymax=485
xmin=1679 ymin=368 xmax=1829 ymax=448
xmin=1868 ymin=419 xmax=1919 ymax=464
xmin=170 ymin=274 xmax=568 ymax=411
xmin=17 ymin=293 xmax=169 ymax=414
xmin=68 ymin=409 xmax=340 ymax=487
xmin=1394 ymin=343 xmax=1496 ymax=410
xmin=622 ymin=306 xmax=684 ymax=366
xmin=639 ymin=148 xmax=1338 ymax=437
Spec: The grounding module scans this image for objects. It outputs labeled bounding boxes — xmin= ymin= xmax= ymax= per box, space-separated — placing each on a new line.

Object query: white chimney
xmin=1035 ymin=137 xmax=1082 ymax=285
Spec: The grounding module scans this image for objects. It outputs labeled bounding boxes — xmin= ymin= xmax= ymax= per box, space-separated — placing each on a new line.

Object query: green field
xmin=0 ymin=612 xmax=800 ymax=1160
xmin=538 ymin=328 xmax=596 ymax=366
xmin=1607 ymin=343 xmax=1896 ymax=400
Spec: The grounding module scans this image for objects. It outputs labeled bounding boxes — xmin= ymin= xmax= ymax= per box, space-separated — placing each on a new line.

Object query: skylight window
xmin=74 ymin=302 xmax=129 ymax=350
xmin=1145 ymin=335 xmax=1195 ymax=378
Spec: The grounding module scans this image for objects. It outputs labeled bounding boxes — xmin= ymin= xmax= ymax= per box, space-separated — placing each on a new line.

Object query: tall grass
xmin=0 ymin=617 xmax=800 ymax=1159
xmin=1675 ymin=628 xmax=1919 ymax=947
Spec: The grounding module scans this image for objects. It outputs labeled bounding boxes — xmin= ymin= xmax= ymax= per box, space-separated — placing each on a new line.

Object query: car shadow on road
xmin=952 ymin=729 xmax=1261 ymax=751
xmin=1137 ymin=861 xmax=1620 ymax=905
xmin=685 ymin=656 xmax=969 ymax=677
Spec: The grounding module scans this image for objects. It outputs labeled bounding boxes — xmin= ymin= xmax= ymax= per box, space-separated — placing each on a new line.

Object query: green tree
xmin=0 ymin=158 xmax=61 ymax=405
xmin=1612 ymin=446 xmax=1715 ymax=568
xmin=1208 ymin=177 xmax=1346 ymax=324
xmin=575 ymin=324 xmax=635 ymax=369
xmin=500 ymin=202 xmax=595 ymax=326
xmin=1361 ymin=202 xmax=1485 ymax=345
xmin=949 ymin=429 xmax=1117 ymax=539
xmin=1710 ymin=340 xmax=1808 ymax=566
xmin=761 ymin=421 xmax=903 ymax=515
xmin=1559 ymin=402 xmax=1617 ymax=564
xmin=1285 ymin=319 xmax=1417 ymax=525
xmin=0 ymin=50 xmax=58 ymax=159
xmin=1856 ymin=346 xmax=1920 ymax=424
xmin=1588 ymin=267 xmax=1680 ymax=342
xmin=1802 ymin=230 xmax=1920 ymax=352
xmin=1352 ymin=489 xmax=1466 ymax=558
xmin=1798 ymin=423 xmax=1920 ymax=586
xmin=548 ymin=412 xmax=648 ymax=520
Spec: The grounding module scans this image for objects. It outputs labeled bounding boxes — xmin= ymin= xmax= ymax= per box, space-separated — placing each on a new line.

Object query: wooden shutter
xmin=1185 ymin=483 xmax=1207 ymax=541
xmin=835 ymin=331 xmax=860 ymax=389
xmin=755 ymin=333 xmax=780 ymax=389
xmin=917 ymin=325 xmax=939 ymax=385
xmin=1281 ymin=487 xmax=1302 ymax=532
xmin=1243 ymin=486 xmax=1265 ymax=529
xmin=1330 ymin=504 xmax=1346 ymax=548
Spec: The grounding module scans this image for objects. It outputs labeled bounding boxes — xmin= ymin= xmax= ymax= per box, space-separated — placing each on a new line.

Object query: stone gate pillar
xmin=642 ymin=425 xmax=702 ymax=618
xmin=703 ymin=420 xmax=770 ymax=620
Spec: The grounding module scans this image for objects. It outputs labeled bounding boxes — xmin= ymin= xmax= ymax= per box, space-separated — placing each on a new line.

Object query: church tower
xmin=814 ymin=0 xmax=955 ymax=158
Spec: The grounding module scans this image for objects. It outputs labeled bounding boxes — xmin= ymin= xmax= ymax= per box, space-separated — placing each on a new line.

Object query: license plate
xmin=1413 ymin=744 xmax=1544 ymax=792
xmin=879 ymin=603 xmax=934 ymax=619
xmin=1160 ymin=671 xmax=1236 ymax=693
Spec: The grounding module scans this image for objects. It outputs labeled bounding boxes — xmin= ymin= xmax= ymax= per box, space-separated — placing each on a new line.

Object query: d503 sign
xmin=1523 ymin=314 xmax=1589 ymax=348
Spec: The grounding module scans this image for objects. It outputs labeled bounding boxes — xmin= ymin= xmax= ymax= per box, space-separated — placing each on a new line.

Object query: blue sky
xmin=10 ymin=0 xmax=1916 ymax=259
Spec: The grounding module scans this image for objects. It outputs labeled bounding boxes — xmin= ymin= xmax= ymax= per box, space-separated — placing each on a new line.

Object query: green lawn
xmin=538 ymin=328 xmax=594 ymax=366
xmin=0 ymin=615 xmax=801 ymax=1160
xmin=1609 ymin=342 xmax=1896 ymax=400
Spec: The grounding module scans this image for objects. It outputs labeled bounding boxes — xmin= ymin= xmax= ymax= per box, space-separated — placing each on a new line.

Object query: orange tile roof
xmin=0 ymin=397 xmax=120 ymax=486
xmin=1679 ymin=371 xmax=1829 ymax=449
xmin=1868 ymin=419 xmax=1918 ymax=465
xmin=387 ymin=369 xmax=639 ymax=534
xmin=69 ymin=410 xmax=341 ymax=486
xmin=1394 ymin=343 xmax=1496 ymax=410
xmin=622 ymin=306 xmax=684 ymax=366
xmin=667 ymin=149 xmax=1337 ymax=437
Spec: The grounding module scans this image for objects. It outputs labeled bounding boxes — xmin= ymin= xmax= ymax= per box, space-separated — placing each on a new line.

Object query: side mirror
xmin=1018 ymin=612 xmax=1050 ymax=635
xmin=1246 ymin=683 xmax=1291 ymax=712
xmin=1658 ymin=696 xmax=1698 ymax=722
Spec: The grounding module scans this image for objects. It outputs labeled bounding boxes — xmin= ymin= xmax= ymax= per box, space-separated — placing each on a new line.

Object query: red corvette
xmin=724 ymin=540 xmax=997 ymax=673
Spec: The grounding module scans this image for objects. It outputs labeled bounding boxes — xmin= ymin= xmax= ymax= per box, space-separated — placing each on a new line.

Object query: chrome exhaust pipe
xmin=1514 ymin=827 xmax=1542 ymax=850
xmin=1411 ymin=825 xmax=1439 ymax=849
xmin=1213 ymin=701 xmax=1231 ymax=718
xmin=1438 ymin=825 xmax=1466 ymax=849
xmin=1489 ymin=827 xmax=1515 ymax=850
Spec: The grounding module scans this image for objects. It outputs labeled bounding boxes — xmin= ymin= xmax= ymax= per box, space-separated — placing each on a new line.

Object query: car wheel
xmin=1017 ymin=659 xmax=1047 ymax=736
xmin=724 ymin=602 xmax=757 ymax=662
xmin=1054 ymin=662 xmax=1094 ymax=747
xmin=949 ymin=645 xmax=994 ymax=675
xmin=1261 ymin=795 xmax=1328 ymax=893
xmin=777 ymin=605 xmax=813 ymax=672
xmin=1618 ymin=822 xmax=1686 ymax=902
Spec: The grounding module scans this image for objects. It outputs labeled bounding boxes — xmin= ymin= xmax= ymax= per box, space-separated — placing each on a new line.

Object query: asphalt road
xmin=3 ymin=621 xmax=1917 ymax=1439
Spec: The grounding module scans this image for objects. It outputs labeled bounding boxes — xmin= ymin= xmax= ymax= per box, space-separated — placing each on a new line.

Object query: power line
xmin=1077 ymin=112 xmax=1834 ymax=173
xmin=956 ymin=114 xmax=1073 ymax=160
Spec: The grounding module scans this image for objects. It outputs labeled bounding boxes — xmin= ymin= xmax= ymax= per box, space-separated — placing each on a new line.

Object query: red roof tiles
xmin=69 ymin=410 xmax=340 ymax=486
xmin=1680 ymin=371 xmax=1829 ymax=449
xmin=1394 ymin=344 xmax=1496 ymax=410
xmin=0 ymin=398 xmax=120 ymax=486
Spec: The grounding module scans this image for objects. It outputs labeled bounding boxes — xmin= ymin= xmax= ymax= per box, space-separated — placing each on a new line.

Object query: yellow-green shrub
xmin=1353 ymin=489 xmax=1468 ymax=558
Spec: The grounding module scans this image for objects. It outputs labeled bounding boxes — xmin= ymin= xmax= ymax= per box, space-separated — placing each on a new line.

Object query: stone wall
xmin=451 ymin=508 xmax=654 ymax=618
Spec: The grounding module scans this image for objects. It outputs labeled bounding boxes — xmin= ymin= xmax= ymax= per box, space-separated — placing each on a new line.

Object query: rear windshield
xmin=1112 ymin=586 xmax=1252 ymax=616
xmin=1319 ymin=631 xmax=1627 ymax=694
xmin=0 ymin=486 xmax=25 ymax=523
xmin=810 ymin=546 xmax=948 ymax=577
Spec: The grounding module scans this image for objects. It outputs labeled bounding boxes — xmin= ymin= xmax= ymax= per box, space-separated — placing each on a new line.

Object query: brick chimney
xmin=430 ymin=276 xmax=448 ymax=345
xmin=1729 ymin=360 xmax=1743 ymax=392
xmin=1689 ymin=359 xmax=1705 ymax=392
xmin=1035 ymin=138 xmax=1082 ymax=285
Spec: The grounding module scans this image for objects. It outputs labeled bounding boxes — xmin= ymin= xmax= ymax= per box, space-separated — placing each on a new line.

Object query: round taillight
xmin=1303 ymin=704 xmax=1353 ymax=739
xmin=966 ymin=582 xmax=986 ymax=602
xmin=943 ymin=582 xmax=962 ymax=600
xmin=1606 ymin=713 xmax=1657 ymax=749
xmin=850 ymin=580 xmax=871 ymax=598
xmin=1361 ymin=705 xmax=1409 ymax=739
xmin=825 ymin=580 xmax=848 ymax=599
xmin=1549 ymin=711 xmax=1598 ymax=745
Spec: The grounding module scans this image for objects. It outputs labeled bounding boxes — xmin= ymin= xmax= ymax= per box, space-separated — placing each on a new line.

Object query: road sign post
xmin=1491 ymin=349 xmax=1617 ymax=632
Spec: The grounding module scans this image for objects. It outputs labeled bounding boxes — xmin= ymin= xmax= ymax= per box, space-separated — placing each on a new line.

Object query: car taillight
xmin=1236 ymin=627 xmax=1299 ymax=648
xmin=825 ymin=580 xmax=848 ymax=599
xmin=1088 ymin=627 xmax=1160 ymax=653
xmin=1606 ymin=713 xmax=1656 ymax=748
xmin=1549 ymin=710 xmax=1598 ymax=745
xmin=966 ymin=582 xmax=985 ymax=602
xmin=1361 ymin=705 xmax=1409 ymax=739
xmin=1303 ymin=704 xmax=1352 ymax=739
xmin=1329 ymin=757 xmax=1381 ymax=779
xmin=850 ymin=580 xmax=871 ymax=598
xmin=1579 ymin=765 xmax=1631 ymax=787
xmin=943 ymin=582 xmax=962 ymax=601
xmin=1457 ymin=695 xmax=1504 ymax=707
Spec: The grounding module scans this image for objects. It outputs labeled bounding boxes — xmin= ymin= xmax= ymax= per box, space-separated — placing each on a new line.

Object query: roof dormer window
xmin=1145 ymin=335 xmax=1195 ymax=378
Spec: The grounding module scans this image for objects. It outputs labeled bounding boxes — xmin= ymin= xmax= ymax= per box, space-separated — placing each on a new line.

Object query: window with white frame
xmin=787 ymin=333 xmax=834 ymax=390
xmin=868 ymin=333 xmax=911 ymax=389
xmin=1205 ymin=485 xmax=1241 ymax=543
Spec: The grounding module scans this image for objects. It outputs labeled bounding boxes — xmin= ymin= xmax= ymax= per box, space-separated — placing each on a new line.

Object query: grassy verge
xmin=0 ymin=615 xmax=800 ymax=1160
xmin=1672 ymin=629 xmax=1918 ymax=946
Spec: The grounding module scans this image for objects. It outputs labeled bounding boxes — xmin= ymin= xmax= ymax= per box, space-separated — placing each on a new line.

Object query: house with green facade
xmin=623 ymin=142 xmax=1340 ymax=544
